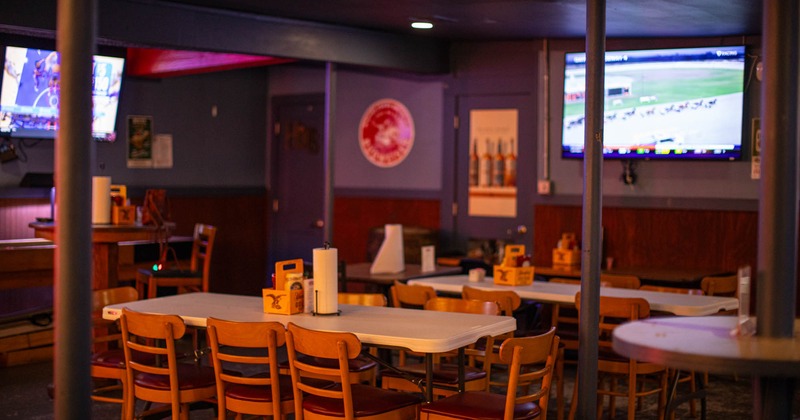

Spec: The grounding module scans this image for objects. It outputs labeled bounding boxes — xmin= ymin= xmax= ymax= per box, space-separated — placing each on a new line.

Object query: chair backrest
xmin=423 ymin=296 xmax=501 ymax=315
xmin=549 ymin=277 xmax=612 ymax=287
xmin=92 ymin=286 xmax=139 ymax=346
xmin=600 ymin=273 xmax=641 ymax=289
xmin=207 ymin=318 xmax=288 ymax=417
xmin=285 ymin=322 xmax=363 ymax=419
xmin=338 ymin=292 xmax=388 ymax=307
xmin=574 ymin=292 xmax=649 ymax=352
xmin=462 ymin=285 xmax=521 ymax=316
xmin=491 ymin=327 xmax=560 ymax=420
xmin=640 ymin=285 xmax=704 ymax=295
xmin=120 ymin=308 xmax=188 ymax=416
xmin=191 ymin=223 xmax=218 ymax=291
xmin=390 ymin=281 xmax=436 ymax=309
xmin=700 ymin=274 xmax=738 ymax=297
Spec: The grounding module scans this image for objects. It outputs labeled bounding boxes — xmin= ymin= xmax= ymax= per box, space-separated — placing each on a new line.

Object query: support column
xmin=576 ymin=0 xmax=606 ymax=419
xmin=54 ymin=0 xmax=96 ymax=418
xmin=755 ymin=0 xmax=798 ymax=418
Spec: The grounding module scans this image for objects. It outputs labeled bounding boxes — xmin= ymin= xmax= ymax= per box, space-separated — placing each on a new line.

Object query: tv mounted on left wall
xmin=0 ymin=46 xmax=125 ymax=141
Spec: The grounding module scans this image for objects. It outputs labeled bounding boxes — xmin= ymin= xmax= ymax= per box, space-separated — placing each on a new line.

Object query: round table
xmin=613 ymin=316 xmax=800 ymax=377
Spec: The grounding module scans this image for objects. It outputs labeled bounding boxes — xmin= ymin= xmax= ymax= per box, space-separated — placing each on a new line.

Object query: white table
xmin=408 ymin=275 xmax=739 ymax=316
xmin=613 ymin=316 xmax=800 ymax=377
xmin=103 ymin=292 xmax=516 ymax=401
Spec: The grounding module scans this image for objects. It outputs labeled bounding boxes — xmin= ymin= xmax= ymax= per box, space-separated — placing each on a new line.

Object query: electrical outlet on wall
xmin=537 ymin=179 xmax=552 ymax=195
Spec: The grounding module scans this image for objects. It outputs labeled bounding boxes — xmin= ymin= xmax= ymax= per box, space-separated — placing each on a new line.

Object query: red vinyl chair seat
xmin=134 ymin=363 xmax=216 ymax=390
xmin=91 ymin=348 xmax=155 ymax=369
xmin=224 ymin=373 xmax=295 ymax=402
xmin=303 ymin=383 xmax=423 ymax=417
xmin=421 ymin=391 xmax=541 ymax=420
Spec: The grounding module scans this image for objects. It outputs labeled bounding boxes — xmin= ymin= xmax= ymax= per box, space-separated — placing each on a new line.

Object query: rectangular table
xmin=343 ymin=262 xmax=462 ymax=295
xmin=103 ymin=292 xmax=516 ymax=401
xmin=408 ymin=275 xmax=739 ymax=316
xmin=534 ymin=265 xmax=732 ymax=289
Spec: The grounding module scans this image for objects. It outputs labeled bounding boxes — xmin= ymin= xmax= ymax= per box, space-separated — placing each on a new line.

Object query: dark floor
xmin=2 ymin=359 xmax=798 ymax=420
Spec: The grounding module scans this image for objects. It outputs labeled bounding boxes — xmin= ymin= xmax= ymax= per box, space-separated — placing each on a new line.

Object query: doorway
xmin=269 ymin=94 xmax=326 ymax=273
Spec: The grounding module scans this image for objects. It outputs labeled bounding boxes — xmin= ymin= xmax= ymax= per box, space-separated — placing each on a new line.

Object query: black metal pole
xmin=323 ymin=62 xmax=336 ymax=244
xmin=755 ymin=0 xmax=798 ymax=418
xmin=54 ymin=0 xmax=96 ymax=418
xmin=577 ymin=1 xmax=605 ymax=419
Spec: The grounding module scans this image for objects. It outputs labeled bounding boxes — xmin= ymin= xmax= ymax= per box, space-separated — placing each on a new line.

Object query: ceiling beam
xmin=0 ymin=0 xmax=450 ymax=74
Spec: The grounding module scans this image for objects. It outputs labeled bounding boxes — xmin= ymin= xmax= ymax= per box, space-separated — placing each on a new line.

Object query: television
xmin=561 ymin=45 xmax=746 ymax=160
xmin=0 ymin=46 xmax=125 ymax=141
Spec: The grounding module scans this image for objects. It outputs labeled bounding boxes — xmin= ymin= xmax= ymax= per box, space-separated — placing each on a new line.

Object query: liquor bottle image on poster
xmin=504 ymin=138 xmax=517 ymax=187
xmin=479 ymin=138 xmax=492 ymax=187
xmin=493 ymin=139 xmax=505 ymax=187
xmin=469 ymin=139 xmax=479 ymax=187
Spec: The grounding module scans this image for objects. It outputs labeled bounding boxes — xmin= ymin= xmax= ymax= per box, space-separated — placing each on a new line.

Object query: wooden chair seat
xmin=421 ymin=391 xmax=541 ymax=420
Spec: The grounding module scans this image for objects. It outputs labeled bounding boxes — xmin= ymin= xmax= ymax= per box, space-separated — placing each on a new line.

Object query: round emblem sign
xmin=359 ymin=99 xmax=415 ymax=168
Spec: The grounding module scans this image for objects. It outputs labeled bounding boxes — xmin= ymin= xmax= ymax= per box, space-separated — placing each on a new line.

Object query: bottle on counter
xmin=493 ymin=138 xmax=505 ymax=187
xmin=504 ymin=137 xmax=517 ymax=187
xmin=479 ymin=138 xmax=492 ymax=187
xmin=468 ymin=139 xmax=479 ymax=187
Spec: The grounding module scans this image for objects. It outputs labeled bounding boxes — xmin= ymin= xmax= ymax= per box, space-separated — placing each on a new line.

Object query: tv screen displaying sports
xmin=0 ymin=46 xmax=125 ymax=141
xmin=561 ymin=45 xmax=746 ymax=160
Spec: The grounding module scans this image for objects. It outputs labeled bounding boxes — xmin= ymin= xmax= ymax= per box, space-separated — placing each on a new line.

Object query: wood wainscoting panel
xmin=533 ymin=204 xmax=758 ymax=274
xmin=333 ymin=196 xmax=440 ymax=264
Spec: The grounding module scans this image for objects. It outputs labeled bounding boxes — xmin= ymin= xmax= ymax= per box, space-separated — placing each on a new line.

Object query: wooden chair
xmin=389 ymin=281 xmax=437 ymax=365
xmin=420 ymin=327 xmax=560 ymax=420
xmin=639 ymin=285 xmax=704 ymax=295
xmin=599 ymin=273 xmax=641 ymax=289
xmin=381 ymin=297 xmax=500 ymax=398
xmin=571 ymin=293 xmax=668 ymax=420
xmin=390 ymin=281 xmax=436 ymax=309
xmin=700 ymin=274 xmax=738 ymax=297
xmin=136 ymin=223 xmax=217 ymax=299
xmin=206 ymin=317 xmax=294 ymax=419
xmin=639 ymin=285 xmax=706 ymax=418
xmin=119 ymin=308 xmax=216 ymax=420
xmin=462 ymin=285 xmax=521 ymax=317
xmin=90 ymin=286 xmax=141 ymax=417
xmin=545 ymin=277 xmax=587 ymax=420
xmin=338 ymin=292 xmax=388 ymax=307
xmin=337 ymin=292 xmax=388 ymax=385
xmin=285 ymin=322 xmax=422 ymax=420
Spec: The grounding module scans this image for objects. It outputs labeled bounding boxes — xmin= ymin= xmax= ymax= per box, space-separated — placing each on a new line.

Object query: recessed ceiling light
xmin=411 ymin=21 xmax=433 ymax=30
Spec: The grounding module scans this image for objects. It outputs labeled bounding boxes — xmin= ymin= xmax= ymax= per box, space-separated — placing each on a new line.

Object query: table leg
xmin=92 ymin=243 xmax=117 ymax=290
xmin=425 ymin=353 xmax=434 ymax=402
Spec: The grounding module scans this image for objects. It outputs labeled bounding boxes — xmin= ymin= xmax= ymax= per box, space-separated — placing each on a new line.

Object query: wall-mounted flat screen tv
xmin=561 ymin=45 xmax=745 ymax=160
xmin=0 ymin=46 xmax=125 ymax=141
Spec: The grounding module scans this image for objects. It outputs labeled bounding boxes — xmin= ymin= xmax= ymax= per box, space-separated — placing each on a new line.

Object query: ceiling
xmin=163 ymin=0 xmax=763 ymax=41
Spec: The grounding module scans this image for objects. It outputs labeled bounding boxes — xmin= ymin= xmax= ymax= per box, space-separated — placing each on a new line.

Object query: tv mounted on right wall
xmin=561 ymin=45 xmax=746 ymax=160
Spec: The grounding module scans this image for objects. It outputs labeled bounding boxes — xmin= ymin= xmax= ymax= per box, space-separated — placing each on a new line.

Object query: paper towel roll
xmin=370 ymin=224 xmax=405 ymax=274
xmin=313 ymin=247 xmax=338 ymax=315
xmin=92 ymin=176 xmax=112 ymax=224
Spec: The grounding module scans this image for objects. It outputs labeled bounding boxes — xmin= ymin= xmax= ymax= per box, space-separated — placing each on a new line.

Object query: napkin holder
xmin=553 ymin=232 xmax=580 ymax=266
xmin=493 ymin=244 xmax=534 ymax=286
xmin=263 ymin=259 xmax=304 ymax=315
